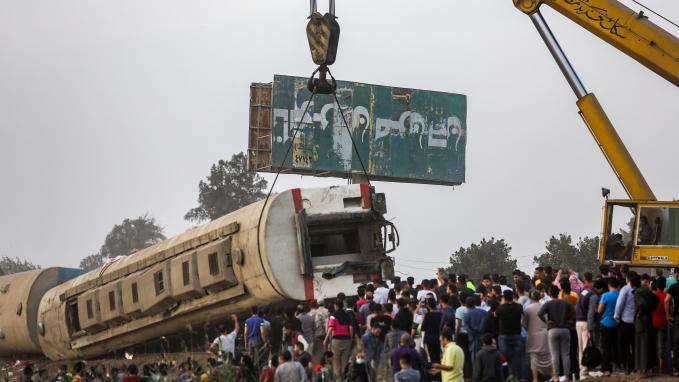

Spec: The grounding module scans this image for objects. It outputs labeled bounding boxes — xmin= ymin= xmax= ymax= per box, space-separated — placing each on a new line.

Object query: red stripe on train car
xmin=294 ymin=188 xmax=313 ymax=299
xmin=360 ymin=183 xmax=372 ymax=209
xmin=292 ymin=188 xmax=303 ymax=213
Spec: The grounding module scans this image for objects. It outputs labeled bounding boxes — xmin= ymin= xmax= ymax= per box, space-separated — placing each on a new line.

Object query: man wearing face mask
xmin=346 ymin=351 xmax=370 ymax=382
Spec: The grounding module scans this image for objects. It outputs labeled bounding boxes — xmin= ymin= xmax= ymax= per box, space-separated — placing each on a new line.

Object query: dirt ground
xmin=584 ymin=375 xmax=679 ymax=382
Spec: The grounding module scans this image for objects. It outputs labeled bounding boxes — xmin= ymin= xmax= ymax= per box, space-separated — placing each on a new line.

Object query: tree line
xmin=444 ymin=235 xmax=600 ymax=284
xmin=3 ymin=151 xmax=600 ymax=276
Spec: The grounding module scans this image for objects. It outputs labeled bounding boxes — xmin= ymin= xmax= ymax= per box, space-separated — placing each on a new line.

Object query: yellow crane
xmin=512 ymin=0 xmax=678 ymax=267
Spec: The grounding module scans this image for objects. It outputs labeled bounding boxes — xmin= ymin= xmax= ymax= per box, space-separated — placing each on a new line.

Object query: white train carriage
xmin=29 ymin=184 xmax=396 ymax=360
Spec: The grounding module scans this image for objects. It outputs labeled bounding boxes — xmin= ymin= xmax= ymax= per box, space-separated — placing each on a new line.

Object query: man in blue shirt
xmin=244 ymin=307 xmax=265 ymax=355
xmin=598 ymin=278 xmax=620 ymax=376
xmin=614 ymin=272 xmax=638 ymax=374
xmin=463 ymin=296 xmax=488 ymax=369
xmin=361 ymin=325 xmax=384 ymax=381
xmin=439 ymin=294 xmax=456 ymax=332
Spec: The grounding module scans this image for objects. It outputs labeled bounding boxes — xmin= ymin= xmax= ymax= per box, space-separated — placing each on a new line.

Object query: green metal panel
xmin=270 ymin=75 xmax=467 ymax=185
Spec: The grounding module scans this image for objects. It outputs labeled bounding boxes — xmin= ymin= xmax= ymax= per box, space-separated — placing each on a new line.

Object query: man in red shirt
xmin=653 ymin=277 xmax=669 ymax=374
xmin=356 ymin=286 xmax=367 ymax=307
xmin=122 ymin=364 xmax=141 ymax=382
xmin=259 ymin=355 xmax=278 ymax=382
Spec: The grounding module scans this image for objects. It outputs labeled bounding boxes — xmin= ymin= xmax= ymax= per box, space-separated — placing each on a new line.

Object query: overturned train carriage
xmin=0 ymin=185 xmax=396 ymax=360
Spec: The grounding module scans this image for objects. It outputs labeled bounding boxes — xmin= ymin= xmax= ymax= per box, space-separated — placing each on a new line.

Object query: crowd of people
xmin=12 ymin=264 xmax=679 ymax=382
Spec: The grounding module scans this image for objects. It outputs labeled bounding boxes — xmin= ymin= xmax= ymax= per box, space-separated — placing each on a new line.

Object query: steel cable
xmin=326 ymin=68 xmax=372 ymax=184
xmin=628 ymin=0 xmax=679 ymax=29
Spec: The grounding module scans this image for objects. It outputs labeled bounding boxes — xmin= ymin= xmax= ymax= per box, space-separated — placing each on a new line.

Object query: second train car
xmin=0 ymin=184 xmax=396 ymax=360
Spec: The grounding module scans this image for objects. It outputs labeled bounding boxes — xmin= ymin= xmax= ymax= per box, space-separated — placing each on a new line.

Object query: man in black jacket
xmin=473 ymin=333 xmax=503 ymax=382
xmin=633 ymin=274 xmax=659 ymax=376
xmin=393 ymin=298 xmax=413 ymax=333
xmin=422 ymin=298 xmax=443 ymax=363
xmin=538 ymin=285 xmax=576 ymax=382
xmin=496 ymin=290 xmax=524 ymax=379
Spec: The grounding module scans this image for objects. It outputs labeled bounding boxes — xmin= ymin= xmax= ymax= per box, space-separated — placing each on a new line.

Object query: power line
xmin=398 ymin=252 xmax=539 ymax=262
xmin=628 ymin=0 xmax=679 ymax=29
xmin=397 ymin=264 xmax=439 ymax=270
xmin=396 ymin=258 xmax=448 ymax=264
xmin=396 ymin=263 xmax=442 ymax=271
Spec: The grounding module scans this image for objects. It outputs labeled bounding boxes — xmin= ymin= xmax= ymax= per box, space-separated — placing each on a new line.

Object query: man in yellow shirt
xmin=431 ymin=330 xmax=464 ymax=382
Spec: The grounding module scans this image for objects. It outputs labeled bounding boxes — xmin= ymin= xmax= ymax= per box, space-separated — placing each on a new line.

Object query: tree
xmin=184 ymin=152 xmax=268 ymax=223
xmin=0 ymin=256 xmax=39 ymax=275
xmin=99 ymin=214 xmax=166 ymax=259
xmin=533 ymin=234 xmax=600 ymax=276
xmin=79 ymin=214 xmax=166 ymax=271
xmin=444 ymin=237 xmax=518 ymax=285
xmin=79 ymin=252 xmax=106 ymax=272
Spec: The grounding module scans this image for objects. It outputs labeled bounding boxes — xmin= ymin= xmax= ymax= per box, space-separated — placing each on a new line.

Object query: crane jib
xmin=514 ymin=0 xmax=679 ymax=86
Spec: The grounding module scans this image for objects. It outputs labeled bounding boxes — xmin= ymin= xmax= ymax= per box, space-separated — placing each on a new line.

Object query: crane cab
xmin=600 ymin=199 xmax=679 ymax=267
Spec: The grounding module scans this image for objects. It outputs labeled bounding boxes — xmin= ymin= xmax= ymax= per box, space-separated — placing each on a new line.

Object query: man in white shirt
xmin=416 ymin=280 xmax=437 ymax=302
xmin=479 ymin=299 xmax=491 ymax=312
xmin=499 ymin=276 xmax=513 ymax=293
xmin=538 ymin=285 xmax=552 ymax=304
xmin=374 ymin=281 xmax=390 ymax=305
xmin=210 ymin=314 xmax=239 ymax=360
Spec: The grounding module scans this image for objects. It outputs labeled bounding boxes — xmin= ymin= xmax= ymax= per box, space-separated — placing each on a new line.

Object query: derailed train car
xmin=0 ymin=185 xmax=396 ymax=360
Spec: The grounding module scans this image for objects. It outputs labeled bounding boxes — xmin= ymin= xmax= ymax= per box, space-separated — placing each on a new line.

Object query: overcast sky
xmin=1 ymin=1 xmax=677 ymax=281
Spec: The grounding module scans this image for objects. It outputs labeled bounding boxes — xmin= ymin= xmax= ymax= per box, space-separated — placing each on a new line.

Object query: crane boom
xmin=527 ymin=7 xmax=659 ymax=200
xmin=514 ymin=0 xmax=679 ymax=87
xmin=576 ymin=92 xmax=656 ymax=200
xmin=511 ymin=0 xmax=679 ymax=266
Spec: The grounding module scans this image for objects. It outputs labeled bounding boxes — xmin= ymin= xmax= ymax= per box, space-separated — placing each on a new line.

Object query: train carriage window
xmin=604 ymin=203 xmax=636 ymax=261
xmin=182 ymin=261 xmax=190 ymax=286
xmin=108 ymin=291 xmax=116 ymax=311
xmin=154 ymin=271 xmax=164 ymax=295
xmin=131 ymin=282 xmax=139 ymax=303
xmin=309 ymin=225 xmax=360 ymax=257
xmin=67 ymin=302 xmax=80 ymax=334
xmin=86 ymin=299 xmax=93 ymax=319
xmin=208 ymin=252 xmax=219 ymax=275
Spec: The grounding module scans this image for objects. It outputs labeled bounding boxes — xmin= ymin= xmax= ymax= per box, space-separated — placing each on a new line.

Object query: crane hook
xmin=307 ymin=0 xmax=340 ymax=94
